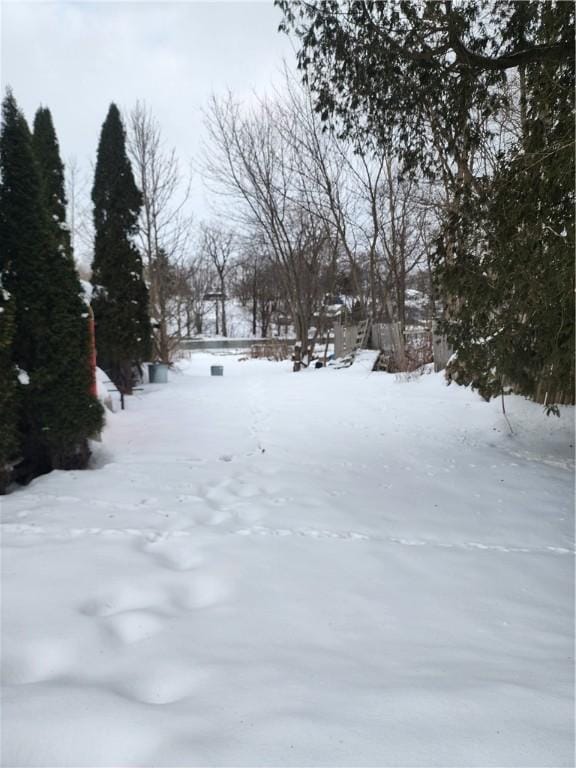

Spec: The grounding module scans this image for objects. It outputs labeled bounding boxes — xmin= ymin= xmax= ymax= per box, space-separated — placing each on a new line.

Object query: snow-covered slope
xmin=1 ymin=354 xmax=574 ymax=767
xmin=197 ymin=299 xmax=257 ymax=338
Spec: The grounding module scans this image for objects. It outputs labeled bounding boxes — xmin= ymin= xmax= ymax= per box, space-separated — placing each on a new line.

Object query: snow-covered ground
xmin=2 ymin=353 xmax=574 ymax=767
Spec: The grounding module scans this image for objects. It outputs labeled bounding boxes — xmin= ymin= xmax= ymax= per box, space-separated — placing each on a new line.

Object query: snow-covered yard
xmin=1 ymin=353 xmax=574 ymax=767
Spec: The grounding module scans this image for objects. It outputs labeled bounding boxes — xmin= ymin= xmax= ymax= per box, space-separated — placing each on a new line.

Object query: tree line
xmin=0 ymin=96 xmax=156 ymax=492
xmin=203 ymin=77 xmax=434 ymax=368
xmin=0 ymin=93 xmax=105 ymax=491
xmin=0 ymin=91 xmax=300 ymax=492
xmin=276 ymin=0 xmax=574 ymax=407
xmin=1 ymin=1 xmax=572 ymax=490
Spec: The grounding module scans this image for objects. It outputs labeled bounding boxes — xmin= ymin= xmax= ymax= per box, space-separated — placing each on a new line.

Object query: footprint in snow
xmin=113 ymin=662 xmax=212 ymax=705
xmin=169 ymin=572 xmax=230 ymax=610
xmin=139 ymin=536 xmax=205 ymax=571
xmin=79 ymin=583 xmax=167 ymax=618
xmin=80 ymin=565 xmax=231 ymax=639
xmin=103 ymin=609 xmax=165 ymax=645
xmin=2 ymin=637 xmax=78 ymax=685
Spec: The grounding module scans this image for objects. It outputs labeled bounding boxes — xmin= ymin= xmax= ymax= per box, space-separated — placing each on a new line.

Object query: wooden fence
xmin=334 ymin=321 xmax=573 ymax=402
xmin=432 ymin=323 xmax=453 ymax=372
xmin=333 ymin=324 xmax=358 ymax=359
xmin=334 ymin=320 xmax=451 ymax=372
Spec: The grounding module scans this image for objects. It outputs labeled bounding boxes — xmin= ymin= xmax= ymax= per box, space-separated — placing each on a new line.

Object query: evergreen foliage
xmin=90 ymin=104 xmax=151 ymax=391
xmin=0 ymin=276 xmax=19 ymax=492
xmin=436 ymin=4 xmax=575 ymax=406
xmin=0 ymin=92 xmax=103 ymax=481
xmin=278 ymin=1 xmax=575 ymax=407
xmin=31 ymin=103 xmax=105 ymax=465
xmin=32 ymin=107 xmax=71 ymax=258
xmin=277 ymin=2 xmax=572 ymax=170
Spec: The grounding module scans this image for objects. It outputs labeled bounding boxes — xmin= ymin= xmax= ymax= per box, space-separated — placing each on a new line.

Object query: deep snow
xmin=1 ymin=352 xmax=574 ymax=767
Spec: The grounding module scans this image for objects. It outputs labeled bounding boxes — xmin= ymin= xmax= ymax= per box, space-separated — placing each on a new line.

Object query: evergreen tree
xmin=435 ymin=3 xmax=574 ymax=407
xmin=90 ymin=104 xmax=151 ymax=392
xmin=0 ymin=91 xmax=103 ymax=481
xmin=0 ymin=98 xmax=21 ymax=492
xmin=31 ymin=104 xmax=105 ymax=465
xmin=1 ymin=91 xmax=53 ymax=479
xmin=32 ymin=106 xmax=71 ymax=258
xmin=0 ymin=277 xmax=19 ymax=493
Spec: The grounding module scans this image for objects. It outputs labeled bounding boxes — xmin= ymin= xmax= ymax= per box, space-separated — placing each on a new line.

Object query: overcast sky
xmin=1 ymin=0 xmax=297 ymax=257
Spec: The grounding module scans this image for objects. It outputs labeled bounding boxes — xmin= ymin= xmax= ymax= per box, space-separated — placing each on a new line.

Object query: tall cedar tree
xmin=0 ymin=274 xmax=19 ymax=492
xmin=32 ymin=107 xmax=71 ymax=258
xmin=31 ymin=104 xmax=104 ymax=466
xmin=90 ymin=104 xmax=151 ymax=392
xmin=0 ymin=92 xmax=103 ymax=482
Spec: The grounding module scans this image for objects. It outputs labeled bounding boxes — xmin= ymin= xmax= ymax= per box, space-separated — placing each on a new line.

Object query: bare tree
xmin=201 ymin=223 xmax=236 ymax=337
xmin=204 ymin=93 xmax=334 ymax=369
xmin=234 ymin=234 xmax=281 ymax=338
xmin=169 ymin=251 xmax=213 ymax=337
xmin=275 ymin=78 xmax=373 ymax=315
xmin=276 ymin=75 xmax=430 ymax=328
xmin=65 ymin=156 xmax=94 ymax=271
xmin=204 ymin=76 xmax=434 ymax=370
xmin=127 ymin=101 xmax=192 ymax=363
xmin=377 ymin=159 xmax=427 ymax=328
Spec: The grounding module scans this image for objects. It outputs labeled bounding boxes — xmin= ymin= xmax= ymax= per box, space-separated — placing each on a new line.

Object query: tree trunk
xmin=293 ymin=342 xmax=302 ymax=372
xmin=221 ymin=294 xmax=227 ymax=337
xmin=112 ymin=359 xmax=134 ymax=396
xmin=261 ymin=302 xmax=270 ymax=338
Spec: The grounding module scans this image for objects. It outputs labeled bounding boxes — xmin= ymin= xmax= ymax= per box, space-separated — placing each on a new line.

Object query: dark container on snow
xmin=148 ymin=363 xmax=169 ymax=383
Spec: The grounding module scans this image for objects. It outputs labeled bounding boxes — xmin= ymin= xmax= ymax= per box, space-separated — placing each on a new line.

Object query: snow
xmin=198 ymin=299 xmax=293 ymax=339
xmin=78 ymin=279 xmax=93 ymax=304
xmin=95 ymin=366 xmax=122 ymax=412
xmin=16 ymin=368 xmax=29 ymax=385
xmin=197 ymin=299 xmax=255 ymax=338
xmin=1 ymin=353 xmax=574 ymax=767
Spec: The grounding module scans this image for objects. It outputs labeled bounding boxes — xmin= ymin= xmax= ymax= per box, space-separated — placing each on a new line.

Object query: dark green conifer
xmin=31 ymin=103 xmax=104 ymax=465
xmin=90 ymin=104 xmax=151 ymax=392
xmin=0 ymin=97 xmax=21 ymax=492
xmin=32 ymin=107 xmax=71 ymax=258
xmin=0 ymin=92 xmax=103 ymax=480
xmin=436 ymin=4 xmax=574 ymax=407
xmin=0 ymin=278 xmax=19 ymax=492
